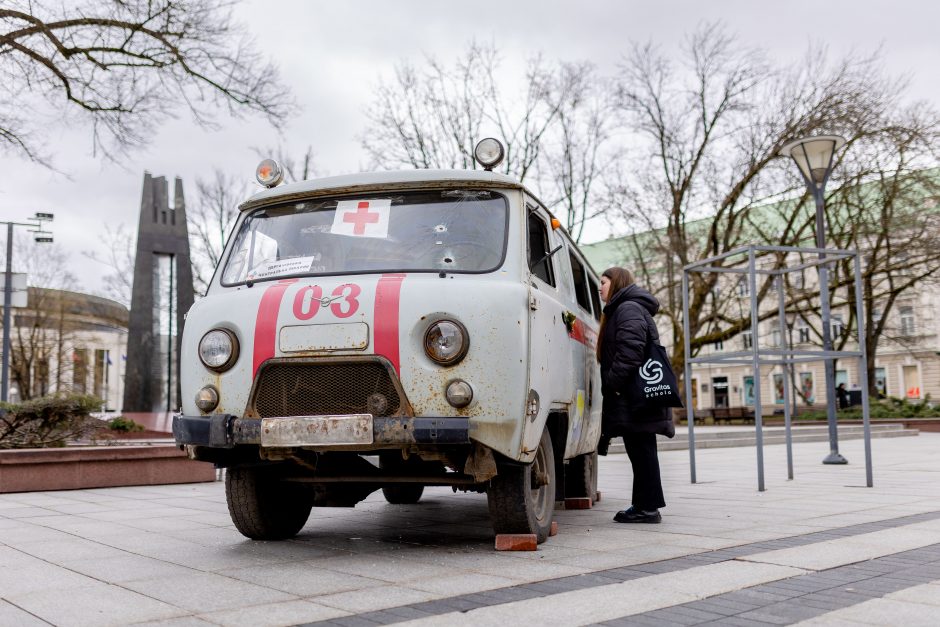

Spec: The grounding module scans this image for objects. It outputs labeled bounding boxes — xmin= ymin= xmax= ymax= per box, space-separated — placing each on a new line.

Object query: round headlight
xmin=473 ymin=138 xmax=505 ymax=170
xmin=199 ymin=329 xmax=239 ymax=371
xmin=424 ymin=320 xmax=469 ymax=366
xmin=256 ymin=158 xmax=284 ymax=187
xmin=445 ymin=379 xmax=473 ymax=408
xmin=195 ymin=385 xmax=219 ymax=413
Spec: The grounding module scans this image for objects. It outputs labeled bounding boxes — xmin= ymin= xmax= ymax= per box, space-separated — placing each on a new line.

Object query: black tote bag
xmin=626 ymin=341 xmax=684 ymax=409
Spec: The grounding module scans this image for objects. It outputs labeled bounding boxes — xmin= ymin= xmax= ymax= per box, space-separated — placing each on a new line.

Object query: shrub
xmin=794 ymin=396 xmax=940 ymax=421
xmin=0 ymin=394 xmax=104 ymax=449
xmin=107 ymin=416 xmax=145 ymax=433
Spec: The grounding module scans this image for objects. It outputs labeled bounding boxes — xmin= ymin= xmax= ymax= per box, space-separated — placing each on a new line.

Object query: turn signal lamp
xmin=256 ymin=159 xmax=284 ymax=187
xmin=445 ymin=379 xmax=473 ymax=408
xmin=195 ymin=385 xmax=219 ymax=413
xmin=473 ymin=138 xmax=505 ymax=171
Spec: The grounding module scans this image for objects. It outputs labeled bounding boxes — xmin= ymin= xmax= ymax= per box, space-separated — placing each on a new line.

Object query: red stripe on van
xmin=374 ymin=273 xmax=406 ymax=375
xmin=569 ymin=318 xmax=598 ymax=350
xmin=252 ymin=279 xmax=298 ymax=377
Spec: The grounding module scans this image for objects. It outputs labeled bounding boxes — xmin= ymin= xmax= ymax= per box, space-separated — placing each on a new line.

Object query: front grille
xmin=251 ymin=359 xmax=404 ymax=418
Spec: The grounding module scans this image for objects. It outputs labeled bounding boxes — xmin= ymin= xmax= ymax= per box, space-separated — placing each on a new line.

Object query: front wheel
xmin=487 ymin=428 xmax=556 ymax=543
xmin=225 ymin=466 xmax=312 ymax=540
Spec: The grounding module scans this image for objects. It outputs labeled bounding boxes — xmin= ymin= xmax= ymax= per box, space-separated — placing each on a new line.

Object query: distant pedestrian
xmin=596 ymin=267 xmax=675 ymax=524
xmin=836 ymin=382 xmax=850 ymax=410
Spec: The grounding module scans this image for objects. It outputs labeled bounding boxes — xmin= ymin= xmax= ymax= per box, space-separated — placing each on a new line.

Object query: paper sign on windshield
xmin=331 ymin=199 xmax=391 ymax=238
xmin=248 ymin=256 xmax=316 ymax=280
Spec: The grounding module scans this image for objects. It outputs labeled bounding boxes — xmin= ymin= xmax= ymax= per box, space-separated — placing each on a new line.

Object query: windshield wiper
xmin=529 ymin=244 xmax=563 ymax=273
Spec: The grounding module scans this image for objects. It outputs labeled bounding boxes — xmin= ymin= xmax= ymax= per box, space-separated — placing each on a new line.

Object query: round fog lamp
xmin=424 ymin=320 xmax=469 ymax=366
xmin=195 ymin=385 xmax=219 ymax=413
xmin=473 ymin=138 xmax=505 ymax=171
xmin=446 ymin=379 xmax=473 ymax=408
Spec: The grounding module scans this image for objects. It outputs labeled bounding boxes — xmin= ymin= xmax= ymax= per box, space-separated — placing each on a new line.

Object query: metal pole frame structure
xmin=1 ymin=214 xmax=54 ymax=402
xmin=682 ymin=244 xmax=873 ymax=491
xmin=682 ymin=271 xmax=696 ymax=483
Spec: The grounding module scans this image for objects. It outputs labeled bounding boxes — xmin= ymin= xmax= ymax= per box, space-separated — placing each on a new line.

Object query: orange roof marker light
xmin=256 ymin=159 xmax=284 ymax=188
xmin=550 ymin=217 xmax=562 ymax=230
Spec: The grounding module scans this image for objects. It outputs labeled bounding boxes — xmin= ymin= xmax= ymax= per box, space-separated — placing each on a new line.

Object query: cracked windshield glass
xmin=221 ymin=189 xmax=507 ymax=284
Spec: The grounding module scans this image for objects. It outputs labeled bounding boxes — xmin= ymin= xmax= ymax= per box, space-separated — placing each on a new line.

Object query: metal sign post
xmin=0 ymin=213 xmax=53 ymax=401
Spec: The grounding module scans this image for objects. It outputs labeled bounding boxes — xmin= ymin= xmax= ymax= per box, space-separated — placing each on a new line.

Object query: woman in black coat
xmin=597 ymin=267 xmax=674 ymax=524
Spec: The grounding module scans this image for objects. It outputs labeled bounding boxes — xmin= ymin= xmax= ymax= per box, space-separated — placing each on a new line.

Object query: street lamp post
xmin=780 ymin=135 xmax=847 ymax=465
xmin=1 ymin=213 xmax=54 ymax=402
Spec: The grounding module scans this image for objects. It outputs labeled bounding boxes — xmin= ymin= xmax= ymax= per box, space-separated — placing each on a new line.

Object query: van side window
xmin=588 ymin=276 xmax=602 ymax=321
xmin=528 ymin=212 xmax=555 ymax=286
xmin=568 ymin=249 xmax=592 ymax=313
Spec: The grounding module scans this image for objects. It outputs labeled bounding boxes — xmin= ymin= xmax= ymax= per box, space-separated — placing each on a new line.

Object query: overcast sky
xmin=1 ymin=0 xmax=938 ymax=300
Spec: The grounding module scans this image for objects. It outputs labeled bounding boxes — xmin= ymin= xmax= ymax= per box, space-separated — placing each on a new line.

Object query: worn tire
xmin=565 ymin=451 xmax=598 ymax=502
xmin=225 ymin=467 xmax=312 ymax=540
xmin=379 ymin=453 xmax=425 ymax=504
xmin=487 ymin=428 xmax=556 ymax=543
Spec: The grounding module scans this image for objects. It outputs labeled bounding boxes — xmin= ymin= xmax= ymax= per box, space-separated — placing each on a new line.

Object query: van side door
xmin=522 ymin=202 xmax=569 ymax=457
xmin=564 ymin=245 xmax=603 ymax=457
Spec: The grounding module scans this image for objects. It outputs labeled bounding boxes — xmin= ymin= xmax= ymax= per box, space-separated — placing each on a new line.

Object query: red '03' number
xmin=292 ymin=284 xmax=361 ymax=320
xmin=330 ymin=283 xmax=361 ymax=318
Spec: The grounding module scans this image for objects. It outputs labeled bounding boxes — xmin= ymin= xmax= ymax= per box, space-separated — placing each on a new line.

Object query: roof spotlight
xmin=255 ymin=159 xmax=284 ymax=188
xmin=474 ymin=138 xmax=505 ymax=171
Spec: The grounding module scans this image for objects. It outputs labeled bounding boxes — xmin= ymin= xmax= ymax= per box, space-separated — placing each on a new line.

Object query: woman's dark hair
xmin=596 ymin=267 xmax=635 ymax=361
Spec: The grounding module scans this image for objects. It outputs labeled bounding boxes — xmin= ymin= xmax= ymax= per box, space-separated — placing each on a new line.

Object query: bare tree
xmin=0 ymin=0 xmax=295 ymax=163
xmin=787 ymin=109 xmax=940 ymax=395
xmin=361 ymin=42 xmax=615 ymax=240
xmin=188 ymin=169 xmax=247 ymax=294
xmin=83 ymin=223 xmax=135 ymax=308
xmin=608 ymin=24 xmax=915 ymax=381
xmin=361 ymin=43 xmax=493 ymax=172
xmin=5 ymin=236 xmax=81 ymax=400
xmin=539 ymin=63 xmax=618 ymax=242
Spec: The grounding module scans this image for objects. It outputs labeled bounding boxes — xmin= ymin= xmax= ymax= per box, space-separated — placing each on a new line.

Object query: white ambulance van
xmin=173 ymin=139 xmax=604 ymax=544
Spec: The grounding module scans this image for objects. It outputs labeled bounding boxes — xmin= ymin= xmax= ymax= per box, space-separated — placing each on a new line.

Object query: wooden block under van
xmin=565 ymin=497 xmax=593 ymax=510
xmin=495 ymin=534 xmax=538 ymax=551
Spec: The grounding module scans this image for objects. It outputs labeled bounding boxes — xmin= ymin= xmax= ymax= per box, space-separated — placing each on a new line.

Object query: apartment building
xmin=4 ymin=288 xmax=128 ymax=410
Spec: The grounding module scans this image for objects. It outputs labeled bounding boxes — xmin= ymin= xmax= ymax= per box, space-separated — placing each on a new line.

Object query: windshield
xmin=221 ymin=189 xmax=508 ymax=285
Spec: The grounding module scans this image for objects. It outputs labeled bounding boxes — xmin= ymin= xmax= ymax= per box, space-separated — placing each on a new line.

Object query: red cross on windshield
xmin=343 ymin=201 xmax=380 ymax=235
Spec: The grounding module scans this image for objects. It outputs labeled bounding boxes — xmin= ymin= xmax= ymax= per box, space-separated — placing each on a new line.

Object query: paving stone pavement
xmin=1 ymin=434 xmax=939 ymax=626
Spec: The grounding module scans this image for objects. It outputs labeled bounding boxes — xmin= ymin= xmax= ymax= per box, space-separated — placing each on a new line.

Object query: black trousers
xmin=622 ymin=432 xmax=666 ymax=510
